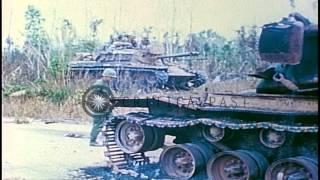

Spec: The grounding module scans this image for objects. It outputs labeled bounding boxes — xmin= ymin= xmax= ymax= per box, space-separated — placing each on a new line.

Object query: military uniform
xmin=89 ymin=79 xmax=114 ymax=145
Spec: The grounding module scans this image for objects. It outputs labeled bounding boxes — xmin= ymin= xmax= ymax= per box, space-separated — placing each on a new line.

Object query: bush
xmin=3 ymin=84 xmax=28 ymax=97
xmin=40 ymin=86 xmax=71 ymax=103
xmin=3 ymin=81 xmax=72 ymax=104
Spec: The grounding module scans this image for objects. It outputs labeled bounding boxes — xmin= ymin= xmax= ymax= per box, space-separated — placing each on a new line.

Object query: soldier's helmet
xmin=148 ymin=41 xmax=165 ymax=55
xmin=102 ymin=68 xmax=117 ymax=78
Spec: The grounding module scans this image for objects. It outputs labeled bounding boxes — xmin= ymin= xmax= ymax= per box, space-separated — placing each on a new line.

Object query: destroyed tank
xmin=68 ymin=35 xmax=206 ymax=91
xmin=82 ymin=13 xmax=318 ymax=179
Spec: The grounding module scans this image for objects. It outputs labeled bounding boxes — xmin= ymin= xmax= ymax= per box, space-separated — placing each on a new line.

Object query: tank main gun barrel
xmin=156 ymin=51 xmax=200 ymax=60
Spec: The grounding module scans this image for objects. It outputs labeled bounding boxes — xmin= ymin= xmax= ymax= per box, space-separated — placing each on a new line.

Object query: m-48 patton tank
xmin=82 ymin=13 xmax=318 ymax=179
xmin=68 ymin=34 xmax=206 ymax=91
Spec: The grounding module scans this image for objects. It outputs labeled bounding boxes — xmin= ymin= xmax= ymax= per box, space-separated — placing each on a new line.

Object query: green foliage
xmin=71 ymin=89 xmax=85 ymax=103
xmin=3 ymin=84 xmax=28 ymax=97
xmin=3 ymin=81 xmax=71 ymax=104
xmin=181 ymin=26 xmax=260 ymax=79
xmin=24 ymin=5 xmax=48 ymax=50
xmin=38 ymin=86 xmax=71 ymax=103
xmin=48 ymin=50 xmax=68 ymax=79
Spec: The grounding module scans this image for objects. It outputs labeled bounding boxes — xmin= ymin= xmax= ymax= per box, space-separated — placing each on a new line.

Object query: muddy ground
xmin=2 ymin=117 xmax=207 ymax=180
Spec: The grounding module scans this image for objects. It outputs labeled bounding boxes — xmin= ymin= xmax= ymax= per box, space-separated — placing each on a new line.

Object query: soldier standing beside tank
xmin=89 ymin=68 xmax=117 ymax=146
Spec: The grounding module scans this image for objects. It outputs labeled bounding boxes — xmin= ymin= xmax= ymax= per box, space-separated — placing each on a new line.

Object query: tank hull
xmin=93 ymin=92 xmax=318 ymax=179
xmin=68 ymin=61 xmax=206 ymax=90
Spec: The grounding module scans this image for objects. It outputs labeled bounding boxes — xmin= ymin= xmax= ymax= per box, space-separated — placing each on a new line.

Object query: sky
xmin=2 ymin=0 xmax=318 ymax=48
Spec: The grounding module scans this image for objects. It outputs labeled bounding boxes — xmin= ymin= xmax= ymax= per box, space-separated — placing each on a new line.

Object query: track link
xmin=123 ymin=112 xmax=318 ymax=133
xmin=102 ymin=121 xmax=149 ymax=169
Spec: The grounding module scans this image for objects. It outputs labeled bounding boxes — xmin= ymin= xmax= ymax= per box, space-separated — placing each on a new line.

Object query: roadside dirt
xmin=2 ymin=118 xmax=206 ymax=180
xmin=2 ymin=118 xmax=105 ymax=179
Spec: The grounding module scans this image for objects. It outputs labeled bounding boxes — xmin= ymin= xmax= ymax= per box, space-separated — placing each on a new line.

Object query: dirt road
xmin=2 ymin=118 xmax=108 ymax=179
xmin=2 ymin=117 xmax=207 ymax=180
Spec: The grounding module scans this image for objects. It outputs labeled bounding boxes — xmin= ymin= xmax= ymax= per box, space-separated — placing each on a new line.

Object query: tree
xmin=90 ymin=18 xmax=103 ymax=40
xmin=24 ymin=5 xmax=49 ymax=80
xmin=25 ymin=5 xmax=48 ymax=50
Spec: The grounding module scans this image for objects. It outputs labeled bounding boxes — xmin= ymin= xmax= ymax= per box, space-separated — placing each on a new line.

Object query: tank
xmin=82 ymin=13 xmax=318 ymax=179
xmin=67 ymin=34 xmax=207 ymax=91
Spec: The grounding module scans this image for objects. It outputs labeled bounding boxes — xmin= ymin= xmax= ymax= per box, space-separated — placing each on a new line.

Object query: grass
xmin=2 ymin=96 xmax=89 ymax=123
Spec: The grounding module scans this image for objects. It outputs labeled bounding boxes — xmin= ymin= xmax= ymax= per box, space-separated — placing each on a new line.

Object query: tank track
xmin=102 ymin=112 xmax=317 ymax=170
xmin=118 ymin=112 xmax=318 ymax=133
xmin=102 ymin=121 xmax=149 ymax=169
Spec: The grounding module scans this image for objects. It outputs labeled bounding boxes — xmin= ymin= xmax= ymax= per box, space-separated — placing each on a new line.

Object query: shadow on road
xmin=68 ymin=163 xmax=164 ymax=179
xmin=68 ymin=163 xmax=207 ymax=180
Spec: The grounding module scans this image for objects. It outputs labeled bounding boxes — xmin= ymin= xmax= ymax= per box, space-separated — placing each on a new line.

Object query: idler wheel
xmin=202 ymin=125 xmax=225 ymax=143
xmin=259 ymin=129 xmax=286 ymax=148
xmin=115 ymin=121 xmax=164 ymax=153
xmin=265 ymin=156 xmax=318 ymax=180
xmin=160 ymin=142 xmax=212 ymax=179
xmin=207 ymin=150 xmax=268 ymax=180
xmin=82 ymin=85 xmax=114 ymax=117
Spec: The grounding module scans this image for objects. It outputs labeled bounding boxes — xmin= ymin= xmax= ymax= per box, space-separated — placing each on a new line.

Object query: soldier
xmin=89 ymin=68 xmax=117 ymax=146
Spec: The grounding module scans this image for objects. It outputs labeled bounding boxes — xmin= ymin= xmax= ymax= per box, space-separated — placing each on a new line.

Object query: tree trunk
xmin=37 ymin=57 xmax=40 ymax=79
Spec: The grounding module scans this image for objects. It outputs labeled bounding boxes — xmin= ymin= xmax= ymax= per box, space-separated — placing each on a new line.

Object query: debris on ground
xmin=64 ymin=133 xmax=84 ymax=138
xmin=15 ymin=117 xmax=33 ymax=124
xmin=44 ymin=120 xmax=58 ymax=124
xmin=9 ymin=90 xmax=27 ymax=97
